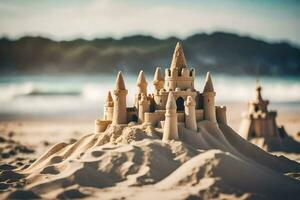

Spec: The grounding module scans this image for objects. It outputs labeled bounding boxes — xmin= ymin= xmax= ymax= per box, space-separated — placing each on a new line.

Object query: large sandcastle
xmin=95 ymin=42 xmax=227 ymax=141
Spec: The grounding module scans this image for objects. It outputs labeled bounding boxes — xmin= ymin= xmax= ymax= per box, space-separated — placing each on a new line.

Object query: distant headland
xmin=0 ymin=31 xmax=300 ymax=75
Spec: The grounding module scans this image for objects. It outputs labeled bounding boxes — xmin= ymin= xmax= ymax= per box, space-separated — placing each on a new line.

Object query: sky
xmin=0 ymin=0 xmax=300 ymax=45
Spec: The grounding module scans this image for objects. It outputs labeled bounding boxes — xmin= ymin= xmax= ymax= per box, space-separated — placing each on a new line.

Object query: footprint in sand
xmin=40 ymin=165 xmax=60 ymax=175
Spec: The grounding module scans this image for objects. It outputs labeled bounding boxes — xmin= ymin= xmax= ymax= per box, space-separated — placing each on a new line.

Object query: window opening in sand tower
xmin=190 ymin=69 xmax=194 ymax=76
xmin=176 ymin=97 xmax=185 ymax=111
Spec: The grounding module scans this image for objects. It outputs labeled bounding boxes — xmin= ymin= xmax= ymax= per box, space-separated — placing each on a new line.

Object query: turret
xmin=153 ymin=67 xmax=164 ymax=91
xmin=103 ymin=91 xmax=114 ymax=120
xmin=112 ymin=71 xmax=128 ymax=125
xmin=135 ymin=70 xmax=148 ymax=108
xmin=137 ymin=70 xmax=148 ymax=94
xmin=138 ymin=94 xmax=150 ymax=123
xmin=202 ymin=72 xmax=217 ymax=123
xmin=162 ymin=92 xmax=179 ymax=141
xmin=184 ymin=96 xmax=197 ymax=131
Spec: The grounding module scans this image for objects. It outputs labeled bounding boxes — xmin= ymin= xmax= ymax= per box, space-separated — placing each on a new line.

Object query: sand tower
xmin=163 ymin=92 xmax=179 ymax=141
xmin=165 ymin=42 xmax=195 ymax=91
xmin=203 ymin=72 xmax=217 ymax=123
xmin=138 ymin=94 xmax=150 ymax=123
xmin=153 ymin=67 xmax=164 ymax=92
xmin=112 ymin=71 xmax=128 ymax=125
xmin=135 ymin=70 xmax=148 ymax=108
xmin=103 ymin=91 xmax=114 ymax=121
xmin=184 ymin=96 xmax=197 ymax=131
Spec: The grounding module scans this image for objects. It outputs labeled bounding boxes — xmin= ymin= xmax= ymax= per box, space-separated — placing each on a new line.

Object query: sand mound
xmin=24 ymin=139 xmax=197 ymax=191
xmin=157 ymin=150 xmax=300 ymax=198
xmin=1 ymin=121 xmax=300 ymax=199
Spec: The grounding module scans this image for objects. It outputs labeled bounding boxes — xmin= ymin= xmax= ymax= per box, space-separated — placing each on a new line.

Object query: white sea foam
xmin=0 ymin=74 xmax=299 ymax=118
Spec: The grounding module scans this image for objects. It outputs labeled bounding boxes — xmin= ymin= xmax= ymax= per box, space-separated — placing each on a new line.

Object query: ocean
xmin=0 ymin=74 xmax=299 ymax=120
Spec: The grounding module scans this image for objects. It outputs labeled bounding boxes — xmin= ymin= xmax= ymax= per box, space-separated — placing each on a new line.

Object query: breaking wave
xmin=0 ymin=74 xmax=299 ymax=118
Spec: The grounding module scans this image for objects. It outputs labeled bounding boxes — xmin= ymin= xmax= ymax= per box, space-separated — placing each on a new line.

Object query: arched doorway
xmin=176 ymin=97 xmax=185 ymax=111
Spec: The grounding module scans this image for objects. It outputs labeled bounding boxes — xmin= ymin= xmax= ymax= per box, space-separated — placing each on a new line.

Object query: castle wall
xmin=95 ymin=119 xmax=112 ymax=133
xmin=165 ymin=78 xmax=195 ymax=91
xmin=195 ymin=109 xmax=204 ymax=121
xmin=165 ymin=68 xmax=195 ymax=91
xmin=144 ymin=111 xmax=165 ymax=126
xmin=144 ymin=109 xmax=204 ymax=126
xmin=144 ymin=110 xmax=185 ymax=126
xmin=216 ymin=106 xmax=227 ymax=124
xmin=252 ymin=116 xmax=278 ymax=138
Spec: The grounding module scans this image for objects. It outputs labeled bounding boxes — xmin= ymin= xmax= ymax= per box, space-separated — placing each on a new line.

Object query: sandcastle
xmin=95 ymin=42 xmax=227 ymax=140
xmin=239 ymin=81 xmax=285 ymax=140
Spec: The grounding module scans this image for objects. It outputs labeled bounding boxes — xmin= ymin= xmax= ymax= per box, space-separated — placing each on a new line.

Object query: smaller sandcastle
xmin=239 ymin=81 xmax=300 ymax=151
xmin=95 ymin=42 xmax=228 ymax=141
xmin=239 ymin=81 xmax=282 ymax=140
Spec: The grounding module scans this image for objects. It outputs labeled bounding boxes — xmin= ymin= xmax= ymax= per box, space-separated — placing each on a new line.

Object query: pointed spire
xmin=106 ymin=91 xmax=113 ymax=102
xmin=153 ymin=67 xmax=163 ymax=82
xmin=255 ymin=79 xmax=263 ymax=101
xmin=115 ymin=71 xmax=126 ymax=90
xmin=170 ymin=42 xmax=187 ymax=70
xmin=203 ymin=72 xmax=215 ymax=92
xmin=166 ymin=92 xmax=177 ymax=110
xmin=137 ymin=70 xmax=147 ymax=86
